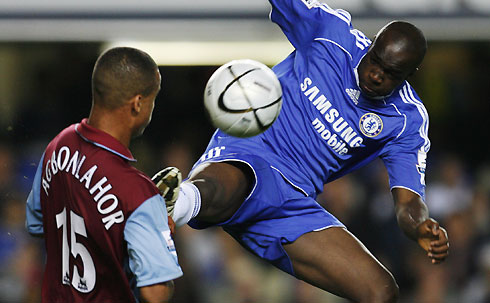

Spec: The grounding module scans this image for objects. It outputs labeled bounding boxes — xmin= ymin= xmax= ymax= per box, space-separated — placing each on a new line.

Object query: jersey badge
xmin=162 ymin=230 xmax=177 ymax=258
xmin=359 ymin=113 xmax=383 ymax=137
xmin=345 ymin=88 xmax=360 ymax=105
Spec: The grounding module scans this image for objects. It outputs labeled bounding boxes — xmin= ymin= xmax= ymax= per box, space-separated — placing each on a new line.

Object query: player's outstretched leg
xmin=160 ymin=162 xmax=252 ymax=227
xmin=188 ymin=161 xmax=253 ymax=224
xmin=284 ymin=227 xmax=399 ymax=303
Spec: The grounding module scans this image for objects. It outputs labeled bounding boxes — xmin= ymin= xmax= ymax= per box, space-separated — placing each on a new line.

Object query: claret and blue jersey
xmin=199 ymin=0 xmax=429 ymax=200
xmin=25 ymin=119 xmax=182 ymax=303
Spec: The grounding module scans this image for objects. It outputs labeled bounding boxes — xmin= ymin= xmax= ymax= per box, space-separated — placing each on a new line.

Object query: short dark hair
xmin=92 ymin=47 xmax=159 ymax=109
xmin=379 ymin=21 xmax=427 ymax=66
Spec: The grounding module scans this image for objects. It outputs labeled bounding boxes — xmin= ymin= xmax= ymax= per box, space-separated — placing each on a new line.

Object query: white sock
xmin=172 ymin=182 xmax=201 ymax=227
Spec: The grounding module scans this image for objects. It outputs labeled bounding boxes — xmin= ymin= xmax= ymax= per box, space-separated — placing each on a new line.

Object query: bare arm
xmin=392 ymin=187 xmax=429 ymax=240
xmin=139 ymin=281 xmax=174 ymax=303
xmin=392 ymin=188 xmax=449 ymax=264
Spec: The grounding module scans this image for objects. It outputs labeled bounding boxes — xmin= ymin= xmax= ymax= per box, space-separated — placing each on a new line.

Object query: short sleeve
xmin=380 ymin=86 xmax=430 ymax=200
xmin=124 ymin=194 xmax=183 ymax=287
xmin=381 ymin=143 xmax=428 ymax=200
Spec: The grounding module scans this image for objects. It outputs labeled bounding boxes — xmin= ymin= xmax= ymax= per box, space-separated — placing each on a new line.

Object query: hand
xmin=416 ymin=218 xmax=449 ymax=264
xmin=168 ymin=216 xmax=176 ymax=236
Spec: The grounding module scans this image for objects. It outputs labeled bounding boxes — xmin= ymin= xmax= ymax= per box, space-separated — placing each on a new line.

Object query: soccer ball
xmin=203 ymin=59 xmax=283 ymax=138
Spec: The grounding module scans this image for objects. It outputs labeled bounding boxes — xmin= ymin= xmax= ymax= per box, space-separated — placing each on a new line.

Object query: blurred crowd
xmin=0 ymin=140 xmax=488 ymax=303
xmin=0 ymin=42 xmax=489 ymax=303
xmin=154 ymin=143 xmax=490 ymax=303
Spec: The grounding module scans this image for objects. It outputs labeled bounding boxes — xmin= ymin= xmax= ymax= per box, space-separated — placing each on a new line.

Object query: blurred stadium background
xmin=0 ymin=0 xmax=489 ymax=302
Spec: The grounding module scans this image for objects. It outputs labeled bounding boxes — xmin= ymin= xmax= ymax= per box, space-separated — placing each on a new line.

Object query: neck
xmin=87 ymin=106 xmax=132 ymax=148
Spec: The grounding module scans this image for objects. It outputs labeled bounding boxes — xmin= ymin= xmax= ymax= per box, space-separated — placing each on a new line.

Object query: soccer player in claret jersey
xmin=26 ymin=47 xmax=182 ymax=303
xmin=157 ymin=1 xmax=450 ymax=302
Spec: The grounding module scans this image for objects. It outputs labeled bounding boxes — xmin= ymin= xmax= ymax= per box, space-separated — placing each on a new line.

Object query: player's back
xmin=38 ymin=122 xmax=158 ymax=302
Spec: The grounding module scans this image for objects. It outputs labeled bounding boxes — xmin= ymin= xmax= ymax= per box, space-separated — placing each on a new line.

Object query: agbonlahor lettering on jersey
xmin=41 ymin=146 xmax=124 ymax=230
xmin=300 ymin=77 xmax=363 ymax=156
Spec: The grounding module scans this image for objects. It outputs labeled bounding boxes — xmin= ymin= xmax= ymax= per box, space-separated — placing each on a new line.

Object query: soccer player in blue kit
xmin=158 ymin=1 xmax=450 ymax=302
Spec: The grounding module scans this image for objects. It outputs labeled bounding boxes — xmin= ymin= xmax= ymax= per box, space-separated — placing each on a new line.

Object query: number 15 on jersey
xmin=56 ymin=207 xmax=96 ymax=293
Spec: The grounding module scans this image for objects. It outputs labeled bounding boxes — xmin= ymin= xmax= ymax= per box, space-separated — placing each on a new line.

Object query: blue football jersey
xmin=197 ymin=0 xmax=429 ymax=201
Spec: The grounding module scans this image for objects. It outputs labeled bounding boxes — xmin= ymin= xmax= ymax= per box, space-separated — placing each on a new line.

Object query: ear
xmin=130 ymin=95 xmax=143 ymax=115
xmin=408 ymin=67 xmax=420 ymax=78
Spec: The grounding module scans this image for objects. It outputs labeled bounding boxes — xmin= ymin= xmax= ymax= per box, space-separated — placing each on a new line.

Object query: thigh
xmin=284 ymin=227 xmax=396 ymax=301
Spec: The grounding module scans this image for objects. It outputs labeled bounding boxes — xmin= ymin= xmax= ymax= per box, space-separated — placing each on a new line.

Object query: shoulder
xmin=46 ymin=123 xmax=78 ymax=148
xmin=394 ymin=82 xmax=428 ymax=119
xmin=127 ymin=168 xmax=158 ymax=192
xmin=391 ymin=82 xmax=430 ymax=149
xmin=115 ymin=166 xmax=160 ymax=209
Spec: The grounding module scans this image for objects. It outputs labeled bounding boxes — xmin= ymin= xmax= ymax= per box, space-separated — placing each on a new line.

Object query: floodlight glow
xmin=101 ymin=41 xmax=294 ymax=66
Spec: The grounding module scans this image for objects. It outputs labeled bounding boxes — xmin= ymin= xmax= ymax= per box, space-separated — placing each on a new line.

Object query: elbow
xmin=139 ymin=281 xmax=174 ymax=303
xmin=26 ymin=222 xmax=44 ymax=237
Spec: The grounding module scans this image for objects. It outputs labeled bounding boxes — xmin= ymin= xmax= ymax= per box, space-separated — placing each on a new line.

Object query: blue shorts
xmin=189 ymin=138 xmax=345 ymax=275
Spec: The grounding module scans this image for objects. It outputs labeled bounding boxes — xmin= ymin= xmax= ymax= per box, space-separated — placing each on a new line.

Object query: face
xmin=358 ymin=39 xmax=418 ymax=98
xmin=133 ymin=71 xmax=161 ymax=137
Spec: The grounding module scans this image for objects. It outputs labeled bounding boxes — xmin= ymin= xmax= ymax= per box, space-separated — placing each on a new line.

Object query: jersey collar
xmin=75 ymin=118 xmax=136 ymax=162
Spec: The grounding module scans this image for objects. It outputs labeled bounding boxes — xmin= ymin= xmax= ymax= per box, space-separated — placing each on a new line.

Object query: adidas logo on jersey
xmin=345 ymin=88 xmax=360 ymax=105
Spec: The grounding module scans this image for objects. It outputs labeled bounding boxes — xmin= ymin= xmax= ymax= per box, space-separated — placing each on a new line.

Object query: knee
xmin=191 ymin=162 xmax=253 ymax=223
xmin=195 ymin=182 xmax=245 ymax=223
xmin=192 ymin=177 xmax=227 ymax=222
xmin=366 ymin=275 xmax=399 ymax=303
xmin=194 ymin=178 xmax=225 ymax=219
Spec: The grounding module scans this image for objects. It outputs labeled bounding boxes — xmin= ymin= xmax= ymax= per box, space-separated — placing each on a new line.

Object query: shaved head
xmin=92 ymin=47 xmax=160 ymax=109
xmin=374 ymin=21 xmax=427 ymax=69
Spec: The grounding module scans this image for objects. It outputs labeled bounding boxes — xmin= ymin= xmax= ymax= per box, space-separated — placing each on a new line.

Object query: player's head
xmin=357 ymin=21 xmax=427 ymax=99
xmin=91 ymin=47 xmax=161 ymax=136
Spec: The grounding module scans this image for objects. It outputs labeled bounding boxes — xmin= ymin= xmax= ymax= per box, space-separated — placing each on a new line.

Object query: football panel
xmin=222 ymin=112 xmax=261 ymax=138
xmin=238 ymin=70 xmax=282 ymax=109
xmin=254 ymin=102 xmax=282 ymax=126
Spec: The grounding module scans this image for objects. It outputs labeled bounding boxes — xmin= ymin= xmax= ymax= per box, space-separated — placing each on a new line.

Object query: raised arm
xmin=392 ymin=187 xmax=449 ymax=264
xmin=268 ymin=0 xmax=356 ymax=49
